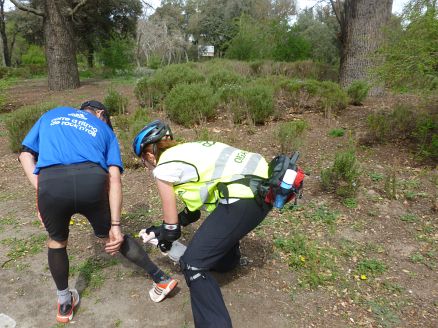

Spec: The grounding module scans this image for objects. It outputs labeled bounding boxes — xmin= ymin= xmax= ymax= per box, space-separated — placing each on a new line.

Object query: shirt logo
xmin=68 ymin=113 xmax=88 ymax=120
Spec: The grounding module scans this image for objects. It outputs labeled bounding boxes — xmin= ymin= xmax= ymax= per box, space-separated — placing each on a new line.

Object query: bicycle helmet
xmin=132 ymin=120 xmax=173 ymax=157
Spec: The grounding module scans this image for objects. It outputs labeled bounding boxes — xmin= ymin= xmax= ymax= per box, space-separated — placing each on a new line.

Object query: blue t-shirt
xmin=22 ymin=106 xmax=123 ymax=174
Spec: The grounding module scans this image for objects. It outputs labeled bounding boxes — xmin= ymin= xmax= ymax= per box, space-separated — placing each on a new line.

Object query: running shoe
xmin=149 ymin=278 xmax=178 ymax=303
xmin=56 ymin=288 xmax=80 ymax=323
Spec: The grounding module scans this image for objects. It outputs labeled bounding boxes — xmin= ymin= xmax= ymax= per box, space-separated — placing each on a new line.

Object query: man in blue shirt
xmin=19 ymin=101 xmax=177 ymax=324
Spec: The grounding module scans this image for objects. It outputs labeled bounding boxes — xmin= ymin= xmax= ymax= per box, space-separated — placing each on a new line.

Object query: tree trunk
xmin=339 ymin=0 xmax=393 ymax=95
xmin=43 ymin=0 xmax=80 ymax=90
xmin=0 ymin=1 xmax=11 ymax=67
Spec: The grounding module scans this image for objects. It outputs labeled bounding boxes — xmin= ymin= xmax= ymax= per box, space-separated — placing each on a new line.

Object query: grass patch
xmin=74 ymin=257 xmax=120 ymax=297
xmin=342 ymin=198 xmax=357 ymax=209
xmin=328 ymin=128 xmax=345 ymax=137
xmin=369 ymin=172 xmax=384 ymax=182
xmin=367 ymin=298 xmax=401 ymax=328
xmin=274 ymin=233 xmax=339 ymax=288
xmin=399 ymin=213 xmax=417 ymax=223
xmin=356 ymin=258 xmax=387 ymax=277
xmin=305 ymin=204 xmax=339 ymax=231
xmin=1 ymin=234 xmax=47 ymax=266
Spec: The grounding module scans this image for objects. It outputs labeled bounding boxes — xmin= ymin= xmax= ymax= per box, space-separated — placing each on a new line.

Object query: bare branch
xmin=69 ymin=0 xmax=88 ymax=16
xmin=9 ymin=0 xmax=44 ymax=16
xmin=141 ymin=1 xmax=155 ymax=10
xmin=329 ymin=0 xmax=342 ymax=25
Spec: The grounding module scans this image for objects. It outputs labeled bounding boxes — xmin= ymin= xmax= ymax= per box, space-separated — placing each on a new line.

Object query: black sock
xmin=119 ymin=235 xmax=166 ymax=283
xmin=48 ymin=247 xmax=69 ymax=291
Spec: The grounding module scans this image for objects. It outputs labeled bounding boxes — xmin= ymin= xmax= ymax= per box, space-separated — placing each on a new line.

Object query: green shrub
xmin=104 ymin=88 xmax=129 ymax=116
xmin=207 ymin=69 xmax=244 ymax=89
xmin=5 ymin=102 xmax=56 ymax=152
xmin=0 ymin=67 xmax=10 ymax=79
xmin=366 ymin=104 xmax=437 ymax=160
xmin=329 ymin=128 xmax=345 ymax=137
xmin=321 ymin=148 xmax=361 ymax=198
xmin=97 ymin=37 xmax=135 ymax=72
xmin=135 ymin=64 xmax=205 ymax=108
xmin=284 ymin=79 xmax=348 ymax=115
xmin=164 ymin=83 xmax=217 ymax=127
xmin=21 ymin=45 xmax=46 ymax=65
xmin=347 ymin=80 xmax=370 ymax=105
xmin=113 ymin=108 xmax=150 ymax=169
xmin=239 ymin=83 xmax=274 ymax=125
xmin=367 ymin=111 xmax=391 ymax=142
xmin=154 ymin=64 xmax=205 ymax=94
xmin=220 ymin=80 xmax=275 ymax=125
xmin=134 ymin=75 xmax=165 ymax=108
xmin=276 ymin=120 xmax=308 ymax=153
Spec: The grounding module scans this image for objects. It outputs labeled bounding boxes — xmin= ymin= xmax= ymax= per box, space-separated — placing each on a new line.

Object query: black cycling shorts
xmin=37 ymin=162 xmax=111 ymax=241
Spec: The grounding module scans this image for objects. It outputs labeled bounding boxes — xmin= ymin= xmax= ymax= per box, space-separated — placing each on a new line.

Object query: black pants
xmin=180 ymin=198 xmax=271 ymax=328
xmin=38 ymin=162 xmax=111 ymax=241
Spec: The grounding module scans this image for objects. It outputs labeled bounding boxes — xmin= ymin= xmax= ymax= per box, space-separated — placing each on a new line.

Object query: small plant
xmin=320 ymin=148 xmax=361 ymax=198
xmin=307 ymin=205 xmax=339 ymax=226
xmin=104 ymin=87 xmax=129 ymax=116
xmin=328 ymin=128 xmax=345 ymax=137
xmin=369 ymin=172 xmax=384 ymax=182
xmin=5 ymin=102 xmax=56 ymax=152
xmin=164 ymin=83 xmax=217 ymax=127
xmin=347 ymin=80 xmax=370 ymax=105
xmin=356 ymin=258 xmax=387 ymax=276
xmin=235 ymin=82 xmax=275 ymax=125
xmin=76 ymin=257 xmax=119 ymax=297
xmin=1 ymin=234 xmax=47 ymax=266
xmin=276 ymin=120 xmax=308 ymax=153
xmin=343 ymin=198 xmax=357 ymax=209
xmin=400 ymin=213 xmax=417 ymax=222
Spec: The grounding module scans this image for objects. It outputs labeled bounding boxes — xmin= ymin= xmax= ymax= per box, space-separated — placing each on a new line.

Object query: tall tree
xmin=330 ymin=0 xmax=393 ymax=94
xmin=10 ymin=0 xmax=87 ymax=90
xmin=73 ymin=0 xmax=142 ymax=68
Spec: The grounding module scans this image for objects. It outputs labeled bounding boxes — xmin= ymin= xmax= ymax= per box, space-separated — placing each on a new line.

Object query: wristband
xmin=111 ymin=223 xmax=121 ymax=226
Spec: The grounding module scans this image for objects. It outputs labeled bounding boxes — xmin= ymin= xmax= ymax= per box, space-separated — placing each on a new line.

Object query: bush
xmin=284 ymin=79 xmax=348 ymax=115
xmin=276 ymin=120 xmax=308 ymax=153
xmin=5 ymin=103 xmax=56 ymax=152
xmin=347 ymin=80 xmax=370 ymax=105
xmin=134 ymin=75 xmax=165 ymax=108
xmin=113 ymin=108 xmax=150 ymax=169
xmin=104 ymin=88 xmax=129 ymax=116
xmin=164 ymin=83 xmax=217 ymax=127
xmin=207 ymin=69 xmax=244 ymax=89
xmin=154 ymin=64 xmax=205 ymax=94
xmin=21 ymin=45 xmax=46 ymax=65
xmin=97 ymin=37 xmax=135 ymax=72
xmin=227 ymin=82 xmax=274 ymax=125
xmin=135 ymin=64 xmax=205 ymax=108
xmin=366 ymin=104 xmax=437 ymax=161
xmin=321 ymin=148 xmax=360 ymax=198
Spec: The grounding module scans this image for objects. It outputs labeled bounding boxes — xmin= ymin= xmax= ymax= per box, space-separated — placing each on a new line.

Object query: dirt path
xmin=0 ymin=79 xmax=437 ymax=328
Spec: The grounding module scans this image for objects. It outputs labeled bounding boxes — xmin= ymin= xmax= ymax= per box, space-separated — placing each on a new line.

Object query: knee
xmin=48 ymin=238 xmax=68 ymax=249
xmin=180 ymin=256 xmax=207 ymax=287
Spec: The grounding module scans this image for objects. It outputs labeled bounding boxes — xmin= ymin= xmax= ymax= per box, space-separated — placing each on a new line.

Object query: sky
xmin=4 ymin=0 xmax=409 ymax=15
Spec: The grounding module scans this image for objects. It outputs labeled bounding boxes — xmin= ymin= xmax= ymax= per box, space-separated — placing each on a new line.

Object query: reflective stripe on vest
xmin=157 ymin=142 xmax=269 ymax=212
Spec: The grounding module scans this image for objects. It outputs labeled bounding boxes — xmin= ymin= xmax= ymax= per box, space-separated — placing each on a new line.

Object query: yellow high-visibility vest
xmin=157 ymin=141 xmax=269 ymax=212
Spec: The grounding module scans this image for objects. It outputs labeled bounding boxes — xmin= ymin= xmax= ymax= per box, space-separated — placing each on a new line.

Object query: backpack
xmin=257 ymin=152 xmax=305 ymax=208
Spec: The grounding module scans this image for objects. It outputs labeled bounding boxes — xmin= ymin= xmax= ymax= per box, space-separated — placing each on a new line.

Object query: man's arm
xmin=105 ymin=165 xmax=124 ymax=255
xmin=19 ymin=152 xmax=37 ymax=189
